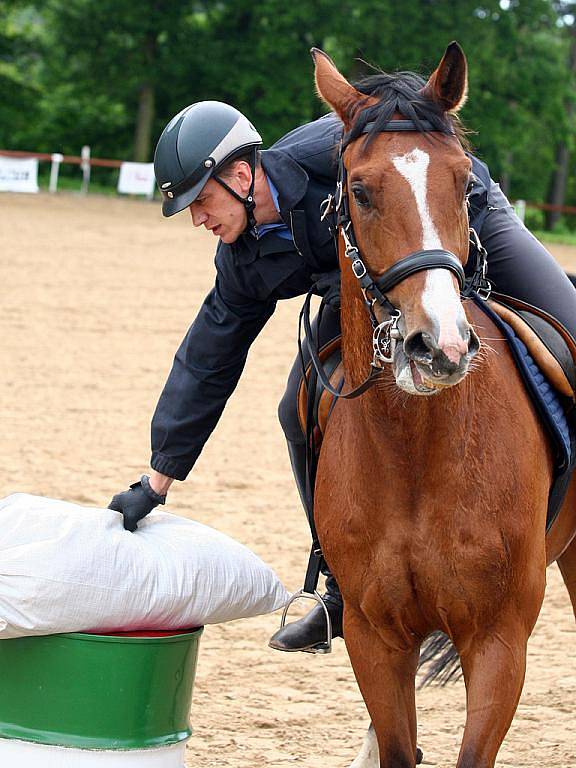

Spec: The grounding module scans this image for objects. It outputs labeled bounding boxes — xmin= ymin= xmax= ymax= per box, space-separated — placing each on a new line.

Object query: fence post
xmin=514 ymin=199 xmax=526 ymax=223
xmin=49 ymin=153 xmax=63 ymax=193
xmin=80 ymin=146 xmax=91 ymax=195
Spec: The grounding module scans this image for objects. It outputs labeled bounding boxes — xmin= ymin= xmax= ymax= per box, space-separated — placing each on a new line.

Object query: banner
xmin=117 ymin=162 xmax=156 ymax=198
xmin=0 ymin=156 xmax=39 ymax=193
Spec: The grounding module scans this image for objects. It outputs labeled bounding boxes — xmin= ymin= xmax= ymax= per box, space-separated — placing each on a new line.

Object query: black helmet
xmin=154 ymin=101 xmax=263 ymax=218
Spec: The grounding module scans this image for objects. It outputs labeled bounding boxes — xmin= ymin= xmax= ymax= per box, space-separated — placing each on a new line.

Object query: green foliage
xmin=524 ymin=206 xmax=546 ymax=231
xmin=0 ymin=2 xmax=43 ymax=148
xmin=1 ymin=0 xmax=574 ymax=216
xmin=30 ymin=0 xmax=211 ymax=158
xmin=533 ymin=227 xmax=576 ymax=243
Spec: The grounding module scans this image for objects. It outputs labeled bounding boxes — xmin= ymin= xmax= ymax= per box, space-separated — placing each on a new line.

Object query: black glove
xmin=108 ymin=475 xmax=167 ymax=532
xmin=311 ymin=269 xmax=341 ymax=310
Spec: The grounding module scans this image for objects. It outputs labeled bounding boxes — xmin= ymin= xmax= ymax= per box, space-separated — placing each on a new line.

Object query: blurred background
xmin=1 ymin=0 xmax=575 ymax=234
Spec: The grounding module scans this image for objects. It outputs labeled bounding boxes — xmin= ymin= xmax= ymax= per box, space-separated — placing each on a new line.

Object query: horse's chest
xmin=318 ymin=487 xmax=528 ymax=624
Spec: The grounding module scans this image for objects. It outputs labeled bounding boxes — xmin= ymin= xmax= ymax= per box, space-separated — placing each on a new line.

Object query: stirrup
xmin=279 ymin=589 xmax=333 ymax=654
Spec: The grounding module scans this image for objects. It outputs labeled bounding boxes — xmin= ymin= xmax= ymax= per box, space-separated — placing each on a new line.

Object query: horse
xmin=310 ymin=43 xmax=576 ymax=768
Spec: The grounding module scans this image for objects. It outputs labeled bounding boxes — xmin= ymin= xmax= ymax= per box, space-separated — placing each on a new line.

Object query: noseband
xmin=302 ymin=118 xmax=491 ymax=399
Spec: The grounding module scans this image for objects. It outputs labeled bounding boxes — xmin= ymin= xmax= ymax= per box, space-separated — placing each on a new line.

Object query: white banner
xmin=0 ymin=156 xmax=39 ymax=193
xmin=117 ymin=162 xmax=156 ymax=198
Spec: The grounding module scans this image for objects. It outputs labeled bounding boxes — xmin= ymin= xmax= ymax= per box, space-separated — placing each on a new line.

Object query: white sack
xmin=0 ymin=494 xmax=289 ymax=639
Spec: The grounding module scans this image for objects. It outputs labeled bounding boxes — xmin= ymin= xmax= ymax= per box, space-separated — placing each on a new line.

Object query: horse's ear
xmin=422 ymin=41 xmax=468 ymax=113
xmin=311 ymin=48 xmax=363 ymax=126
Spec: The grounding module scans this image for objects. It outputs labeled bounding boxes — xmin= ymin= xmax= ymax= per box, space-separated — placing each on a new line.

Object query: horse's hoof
xmin=416 ymin=747 xmax=423 ymax=764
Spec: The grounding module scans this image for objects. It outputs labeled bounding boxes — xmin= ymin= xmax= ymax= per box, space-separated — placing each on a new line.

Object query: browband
xmin=361 ymin=119 xmax=438 ymax=133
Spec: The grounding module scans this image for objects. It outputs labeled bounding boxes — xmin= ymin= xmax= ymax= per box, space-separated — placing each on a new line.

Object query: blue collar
xmin=254 ymin=176 xmax=293 ymax=241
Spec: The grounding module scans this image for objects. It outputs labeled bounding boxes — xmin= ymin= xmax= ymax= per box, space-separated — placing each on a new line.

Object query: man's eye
xmin=352 ymin=186 xmax=371 ymax=208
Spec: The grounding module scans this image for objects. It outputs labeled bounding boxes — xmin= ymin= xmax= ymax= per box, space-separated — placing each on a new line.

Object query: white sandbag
xmin=0 ymin=493 xmax=289 ymax=638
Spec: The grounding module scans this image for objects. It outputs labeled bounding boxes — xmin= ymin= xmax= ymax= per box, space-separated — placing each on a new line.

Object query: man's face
xmin=189 ymin=170 xmax=249 ymax=244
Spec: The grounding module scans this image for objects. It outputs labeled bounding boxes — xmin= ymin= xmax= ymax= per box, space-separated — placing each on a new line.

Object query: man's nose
xmin=189 ymin=205 xmax=207 ymax=227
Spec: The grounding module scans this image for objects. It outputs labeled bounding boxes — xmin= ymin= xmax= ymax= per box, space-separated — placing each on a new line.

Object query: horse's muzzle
xmin=401 ymin=326 xmax=480 ymax=391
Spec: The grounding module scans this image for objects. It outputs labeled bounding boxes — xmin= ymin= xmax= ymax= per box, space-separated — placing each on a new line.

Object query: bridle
xmin=302 ymin=118 xmax=492 ymax=400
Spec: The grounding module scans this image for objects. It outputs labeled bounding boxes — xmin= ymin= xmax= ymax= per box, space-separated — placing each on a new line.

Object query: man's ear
xmin=236 ymin=160 xmax=254 ymax=192
xmin=422 ymin=41 xmax=468 ymax=113
xmin=311 ymin=48 xmax=364 ymax=128
xmin=220 ymin=159 xmax=252 ymax=191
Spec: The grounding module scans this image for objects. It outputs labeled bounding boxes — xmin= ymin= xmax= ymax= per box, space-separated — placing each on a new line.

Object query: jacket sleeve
xmin=150 ymin=277 xmax=276 ymax=480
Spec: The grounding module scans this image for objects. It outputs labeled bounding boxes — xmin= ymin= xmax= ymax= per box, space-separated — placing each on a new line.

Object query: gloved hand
xmin=311 ymin=269 xmax=341 ymax=310
xmin=108 ymin=475 xmax=167 ymax=532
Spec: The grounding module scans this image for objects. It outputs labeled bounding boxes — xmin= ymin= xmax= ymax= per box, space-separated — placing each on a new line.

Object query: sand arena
xmin=2 ymin=191 xmax=576 ymax=767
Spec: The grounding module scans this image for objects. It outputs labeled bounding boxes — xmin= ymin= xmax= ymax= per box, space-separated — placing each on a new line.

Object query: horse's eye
xmin=465 ymin=176 xmax=475 ymax=197
xmin=351 ymin=185 xmax=371 ymax=208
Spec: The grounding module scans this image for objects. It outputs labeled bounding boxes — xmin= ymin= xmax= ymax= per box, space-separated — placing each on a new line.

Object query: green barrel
xmin=0 ymin=627 xmax=203 ymax=750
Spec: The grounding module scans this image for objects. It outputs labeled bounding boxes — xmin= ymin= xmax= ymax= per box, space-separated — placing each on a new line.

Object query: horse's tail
xmin=417 ymin=631 xmax=462 ymax=687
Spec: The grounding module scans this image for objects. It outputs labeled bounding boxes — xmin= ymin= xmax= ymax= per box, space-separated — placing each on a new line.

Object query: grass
xmin=532 ymin=230 xmax=576 ymax=247
xmin=36 ymin=171 xmax=157 ymax=201
xmin=37 ymin=173 xmax=119 ymax=197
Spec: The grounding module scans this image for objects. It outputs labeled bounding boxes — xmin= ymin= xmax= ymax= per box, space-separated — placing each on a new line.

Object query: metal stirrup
xmin=279 ymin=590 xmax=333 ymax=654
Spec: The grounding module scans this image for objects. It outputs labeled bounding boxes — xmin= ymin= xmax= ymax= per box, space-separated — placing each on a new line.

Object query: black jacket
xmin=151 ymin=114 xmax=491 ymax=480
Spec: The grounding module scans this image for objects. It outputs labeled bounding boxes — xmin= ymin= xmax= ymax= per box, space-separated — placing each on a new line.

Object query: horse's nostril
xmin=468 ymin=327 xmax=481 ymax=357
xmin=404 ymin=332 xmax=435 ymax=362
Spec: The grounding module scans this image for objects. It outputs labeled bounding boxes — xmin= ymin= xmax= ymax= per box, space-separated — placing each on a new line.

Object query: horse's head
xmin=313 ymin=43 xmax=481 ymax=396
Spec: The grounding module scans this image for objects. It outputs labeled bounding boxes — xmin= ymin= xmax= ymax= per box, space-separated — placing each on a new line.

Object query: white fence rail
xmin=0 ymin=148 xmax=154 ymax=198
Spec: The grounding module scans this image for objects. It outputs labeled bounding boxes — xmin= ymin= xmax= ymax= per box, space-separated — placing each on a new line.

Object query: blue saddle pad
xmin=475 ymin=297 xmax=575 ymax=529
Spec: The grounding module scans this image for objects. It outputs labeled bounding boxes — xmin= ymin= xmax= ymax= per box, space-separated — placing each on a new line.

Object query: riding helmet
xmin=154 ymin=101 xmax=263 ymax=217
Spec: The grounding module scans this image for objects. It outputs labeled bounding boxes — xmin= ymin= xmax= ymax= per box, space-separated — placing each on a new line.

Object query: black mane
xmin=343 ymin=70 xmax=468 ymax=150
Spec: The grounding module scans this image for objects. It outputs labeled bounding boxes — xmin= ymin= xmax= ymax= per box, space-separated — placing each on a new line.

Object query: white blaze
xmin=392 ymin=148 xmax=440 ymax=250
xmin=392 ymin=148 xmax=466 ymax=355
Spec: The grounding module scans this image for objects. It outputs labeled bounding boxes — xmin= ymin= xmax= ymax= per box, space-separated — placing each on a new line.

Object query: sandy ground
xmin=2 ymin=191 xmax=576 ymax=767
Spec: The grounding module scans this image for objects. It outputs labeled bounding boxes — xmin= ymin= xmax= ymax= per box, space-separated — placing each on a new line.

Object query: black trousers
xmin=279 ymin=182 xmax=576 ymax=444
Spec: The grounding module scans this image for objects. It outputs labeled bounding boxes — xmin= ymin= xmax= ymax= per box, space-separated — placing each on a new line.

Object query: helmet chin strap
xmin=212 ymin=146 xmax=258 ymax=231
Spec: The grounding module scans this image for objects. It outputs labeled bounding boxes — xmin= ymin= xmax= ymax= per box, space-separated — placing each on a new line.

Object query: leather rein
xmin=301 ymin=118 xmax=492 ymax=400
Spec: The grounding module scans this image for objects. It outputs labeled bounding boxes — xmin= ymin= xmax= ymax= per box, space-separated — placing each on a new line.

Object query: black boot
xmin=269 ymin=586 xmax=343 ymax=652
xmin=269 ymin=441 xmax=344 ymax=652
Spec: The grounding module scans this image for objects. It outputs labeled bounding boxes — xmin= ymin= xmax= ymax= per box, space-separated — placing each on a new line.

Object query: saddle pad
xmin=474 ymin=297 xmax=575 ymax=529
xmin=489 ymin=295 xmax=576 ymax=398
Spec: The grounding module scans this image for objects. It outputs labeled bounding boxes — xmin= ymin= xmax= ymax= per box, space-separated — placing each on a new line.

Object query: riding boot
xmin=268 ymin=439 xmax=344 ymax=652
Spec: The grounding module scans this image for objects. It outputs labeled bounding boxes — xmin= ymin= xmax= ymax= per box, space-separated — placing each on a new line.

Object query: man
xmin=109 ymin=94 xmax=576 ymax=653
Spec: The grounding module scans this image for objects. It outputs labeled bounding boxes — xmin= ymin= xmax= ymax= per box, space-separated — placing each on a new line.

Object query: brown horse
xmin=311 ymin=43 xmax=576 ymax=768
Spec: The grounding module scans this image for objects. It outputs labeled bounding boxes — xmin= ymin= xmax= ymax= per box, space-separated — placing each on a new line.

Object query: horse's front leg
xmin=455 ymin=589 xmax=545 ymax=768
xmin=344 ymin=604 xmax=420 ymax=768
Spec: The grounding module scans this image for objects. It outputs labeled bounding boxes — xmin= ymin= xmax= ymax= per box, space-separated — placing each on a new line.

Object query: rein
xmin=302 ymin=118 xmax=491 ymax=401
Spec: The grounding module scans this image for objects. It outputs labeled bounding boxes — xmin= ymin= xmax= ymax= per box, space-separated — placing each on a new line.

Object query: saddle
xmin=298 ymin=294 xmax=576 ymax=530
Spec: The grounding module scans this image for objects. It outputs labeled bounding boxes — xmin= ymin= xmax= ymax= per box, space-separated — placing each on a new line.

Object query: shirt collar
xmin=260 ymin=149 xmax=309 ymax=214
xmin=254 ymin=176 xmax=292 ymax=240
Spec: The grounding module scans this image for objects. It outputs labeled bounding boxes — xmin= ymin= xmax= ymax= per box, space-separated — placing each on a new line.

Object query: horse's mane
xmin=343 ymin=70 xmax=470 ymax=151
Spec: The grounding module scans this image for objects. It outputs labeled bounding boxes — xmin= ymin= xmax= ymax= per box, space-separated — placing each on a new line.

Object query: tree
xmin=546 ymin=4 xmax=576 ymax=229
xmin=0 ymin=2 xmax=43 ymax=149
xmin=37 ymin=0 xmax=208 ymax=160
xmin=4 ymin=0 xmax=572 ymax=210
